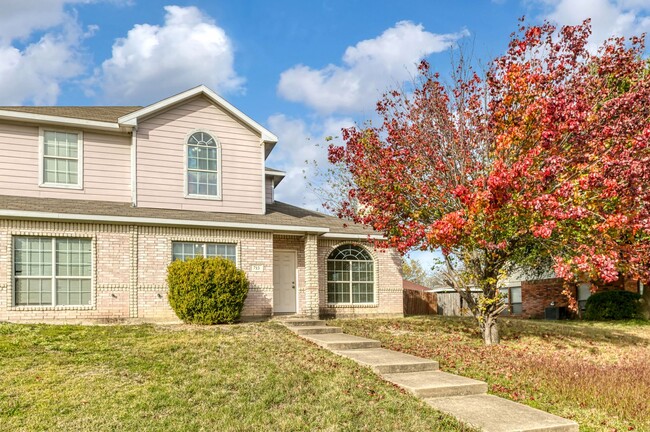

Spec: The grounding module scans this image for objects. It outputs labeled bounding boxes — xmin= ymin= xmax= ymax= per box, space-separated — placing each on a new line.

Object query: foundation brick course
xmin=0 ymin=219 xmax=404 ymax=323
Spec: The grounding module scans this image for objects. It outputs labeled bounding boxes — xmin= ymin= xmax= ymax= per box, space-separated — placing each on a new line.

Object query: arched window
xmin=327 ymin=244 xmax=374 ymax=304
xmin=186 ymin=131 xmax=220 ymax=198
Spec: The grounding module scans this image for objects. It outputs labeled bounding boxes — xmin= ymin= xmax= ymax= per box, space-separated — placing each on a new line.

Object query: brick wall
xmin=0 ymin=219 xmax=274 ymax=323
xmin=521 ymin=278 xmax=573 ymax=319
xmin=0 ymin=219 xmax=404 ymax=323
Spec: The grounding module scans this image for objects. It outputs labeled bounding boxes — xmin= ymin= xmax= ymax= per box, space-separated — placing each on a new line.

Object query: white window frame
xmin=171 ymin=241 xmax=237 ymax=266
xmin=184 ymin=130 xmax=222 ymax=200
xmin=38 ymin=127 xmax=84 ymax=189
xmin=13 ymin=236 xmax=93 ymax=307
xmin=326 ymin=244 xmax=376 ymax=305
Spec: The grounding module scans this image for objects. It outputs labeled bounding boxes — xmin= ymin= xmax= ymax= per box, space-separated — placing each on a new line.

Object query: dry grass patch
xmin=331 ymin=317 xmax=650 ymax=432
xmin=0 ymin=322 xmax=474 ymax=432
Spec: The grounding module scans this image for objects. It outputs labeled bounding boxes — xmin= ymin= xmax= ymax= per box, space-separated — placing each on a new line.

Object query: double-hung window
xmin=14 ymin=237 xmax=92 ymax=306
xmin=41 ymin=130 xmax=82 ymax=188
xmin=172 ymin=242 xmax=236 ymax=264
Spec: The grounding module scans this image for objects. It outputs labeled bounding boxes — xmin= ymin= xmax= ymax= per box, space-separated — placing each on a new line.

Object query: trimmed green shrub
xmin=167 ymin=256 xmax=249 ymax=324
xmin=583 ymin=290 xmax=643 ymax=321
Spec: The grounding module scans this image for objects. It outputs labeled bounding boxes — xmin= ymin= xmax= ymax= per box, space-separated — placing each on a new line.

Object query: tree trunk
xmin=480 ymin=314 xmax=500 ymax=345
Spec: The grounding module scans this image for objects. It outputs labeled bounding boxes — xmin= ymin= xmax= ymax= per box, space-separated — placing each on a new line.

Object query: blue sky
xmin=2 ymin=0 xmax=650 ymax=271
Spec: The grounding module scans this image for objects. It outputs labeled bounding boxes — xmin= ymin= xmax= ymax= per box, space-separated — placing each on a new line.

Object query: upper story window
xmin=40 ymin=130 xmax=83 ymax=188
xmin=327 ymin=244 xmax=375 ymax=304
xmin=186 ymin=131 xmax=221 ymax=199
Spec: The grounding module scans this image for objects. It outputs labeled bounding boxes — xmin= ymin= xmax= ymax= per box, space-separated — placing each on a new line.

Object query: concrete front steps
xmin=280 ymin=318 xmax=578 ymax=432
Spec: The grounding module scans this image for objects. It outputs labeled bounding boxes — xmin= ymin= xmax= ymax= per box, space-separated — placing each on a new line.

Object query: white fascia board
xmin=321 ymin=232 xmax=386 ymax=240
xmin=265 ymin=169 xmax=286 ymax=186
xmin=0 ymin=209 xmax=329 ymax=234
xmin=118 ymin=85 xmax=279 ymax=143
xmin=0 ymin=110 xmax=123 ymax=132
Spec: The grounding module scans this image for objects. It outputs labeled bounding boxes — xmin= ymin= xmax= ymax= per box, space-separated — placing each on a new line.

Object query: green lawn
xmin=331 ymin=317 xmax=650 ymax=432
xmin=0 ymin=322 xmax=474 ymax=432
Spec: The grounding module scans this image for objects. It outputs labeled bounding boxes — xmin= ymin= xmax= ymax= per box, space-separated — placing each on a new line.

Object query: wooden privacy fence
xmin=403 ymin=289 xmax=438 ymax=316
xmin=436 ymin=292 xmax=477 ymax=317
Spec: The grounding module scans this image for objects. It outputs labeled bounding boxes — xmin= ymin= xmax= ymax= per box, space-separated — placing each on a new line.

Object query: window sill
xmin=39 ymin=183 xmax=83 ymax=190
xmin=9 ymin=305 xmax=95 ymax=311
xmin=325 ymin=303 xmax=378 ymax=308
xmin=185 ymin=194 xmax=222 ymax=201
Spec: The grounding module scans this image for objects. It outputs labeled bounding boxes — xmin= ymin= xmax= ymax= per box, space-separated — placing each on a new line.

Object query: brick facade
xmin=0 ymin=219 xmax=403 ymax=323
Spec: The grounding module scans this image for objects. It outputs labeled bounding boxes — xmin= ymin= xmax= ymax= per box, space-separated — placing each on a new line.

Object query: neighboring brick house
xmin=0 ymin=86 xmax=403 ymax=323
xmin=502 ymin=273 xmax=644 ymax=319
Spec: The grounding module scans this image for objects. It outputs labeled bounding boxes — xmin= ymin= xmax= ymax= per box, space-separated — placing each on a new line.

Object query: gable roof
xmin=118 ymin=85 xmax=278 ymax=144
xmin=0 ymin=106 xmax=141 ymax=123
xmin=0 ymin=195 xmax=378 ymax=237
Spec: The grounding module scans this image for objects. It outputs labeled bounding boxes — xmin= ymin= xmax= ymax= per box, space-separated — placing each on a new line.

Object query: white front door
xmin=273 ymin=251 xmax=297 ymax=313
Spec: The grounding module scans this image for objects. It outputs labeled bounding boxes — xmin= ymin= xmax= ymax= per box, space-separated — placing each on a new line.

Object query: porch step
xmin=425 ymin=394 xmax=579 ymax=432
xmin=279 ymin=318 xmax=325 ymax=327
xmin=382 ymin=370 xmax=487 ymax=398
xmin=291 ymin=326 xmax=342 ymax=335
xmin=334 ymin=348 xmax=439 ymax=374
xmin=302 ymin=332 xmax=381 ymax=350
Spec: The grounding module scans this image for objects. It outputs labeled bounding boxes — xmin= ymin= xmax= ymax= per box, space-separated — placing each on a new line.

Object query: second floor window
xmin=42 ymin=130 xmax=82 ymax=187
xmin=187 ymin=131 xmax=220 ymax=198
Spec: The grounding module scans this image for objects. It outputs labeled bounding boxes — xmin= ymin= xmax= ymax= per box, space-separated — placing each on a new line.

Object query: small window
xmin=510 ymin=286 xmax=522 ymax=314
xmin=14 ymin=237 xmax=92 ymax=306
xmin=172 ymin=242 xmax=236 ymax=263
xmin=500 ymin=286 xmax=522 ymax=315
xmin=577 ymin=283 xmax=591 ymax=311
xmin=41 ymin=130 xmax=82 ymax=187
xmin=186 ymin=131 xmax=220 ymax=198
xmin=327 ymin=245 xmax=374 ymax=304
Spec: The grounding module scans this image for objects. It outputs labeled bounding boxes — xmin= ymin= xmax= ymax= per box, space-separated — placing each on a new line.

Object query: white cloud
xmin=265 ymin=114 xmax=354 ymax=210
xmin=0 ymin=2 xmax=89 ymax=105
xmin=277 ymin=21 xmax=469 ymax=114
xmin=94 ymin=5 xmax=243 ymax=104
xmin=536 ymin=0 xmax=650 ymax=50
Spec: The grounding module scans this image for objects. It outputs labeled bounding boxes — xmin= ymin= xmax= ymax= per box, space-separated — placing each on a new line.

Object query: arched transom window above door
xmin=186 ymin=131 xmax=221 ymax=199
xmin=327 ymin=244 xmax=375 ymax=304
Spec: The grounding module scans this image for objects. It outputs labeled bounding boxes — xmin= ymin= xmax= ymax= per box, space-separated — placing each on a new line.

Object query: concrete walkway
xmin=280 ymin=318 xmax=578 ymax=432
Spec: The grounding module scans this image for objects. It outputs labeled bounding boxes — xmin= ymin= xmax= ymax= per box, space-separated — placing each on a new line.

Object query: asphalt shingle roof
xmin=0 ymin=195 xmax=373 ymax=235
xmin=0 ymin=106 xmax=142 ymax=123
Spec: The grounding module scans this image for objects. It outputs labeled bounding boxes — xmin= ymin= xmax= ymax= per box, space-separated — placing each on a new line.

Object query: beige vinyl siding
xmin=0 ymin=121 xmax=131 ymax=202
xmin=265 ymin=176 xmax=274 ymax=204
xmin=136 ymin=96 xmax=264 ymax=214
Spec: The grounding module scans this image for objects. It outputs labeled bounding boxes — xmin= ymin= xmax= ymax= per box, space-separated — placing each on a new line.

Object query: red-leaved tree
xmin=327 ymin=19 xmax=650 ymax=344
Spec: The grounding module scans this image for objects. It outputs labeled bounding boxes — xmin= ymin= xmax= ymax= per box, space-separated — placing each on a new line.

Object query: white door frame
xmin=273 ymin=249 xmax=298 ymax=314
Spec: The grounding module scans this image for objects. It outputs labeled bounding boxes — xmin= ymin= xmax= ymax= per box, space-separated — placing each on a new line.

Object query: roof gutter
xmin=320 ymin=233 xmax=386 ymax=240
xmin=0 ymin=209 xmax=330 ymax=234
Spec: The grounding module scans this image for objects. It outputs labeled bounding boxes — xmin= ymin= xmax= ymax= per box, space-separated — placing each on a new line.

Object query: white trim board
xmin=0 ymin=209 xmax=330 ymax=234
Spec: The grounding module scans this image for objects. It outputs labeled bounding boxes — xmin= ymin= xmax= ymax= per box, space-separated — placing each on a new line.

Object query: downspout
xmin=130 ymin=125 xmax=138 ymax=207
xmin=261 ymin=139 xmax=266 ymax=215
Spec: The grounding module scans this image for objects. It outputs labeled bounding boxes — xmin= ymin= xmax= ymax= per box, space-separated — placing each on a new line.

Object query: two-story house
xmin=0 ymin=86 xmax=403 ymax=323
